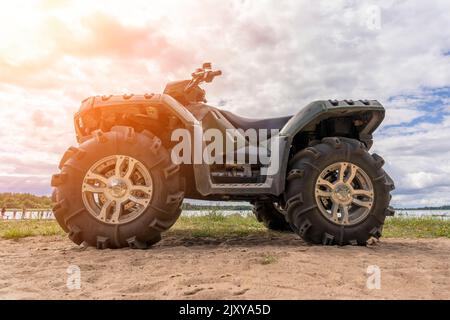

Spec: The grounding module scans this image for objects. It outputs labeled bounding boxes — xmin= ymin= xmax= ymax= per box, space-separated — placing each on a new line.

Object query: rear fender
xmin=280 ymin=99 xmax=385 ymax=141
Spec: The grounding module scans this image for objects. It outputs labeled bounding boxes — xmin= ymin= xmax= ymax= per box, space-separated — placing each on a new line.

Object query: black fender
xmin=74 ymin=93 xmax=199 ymax=143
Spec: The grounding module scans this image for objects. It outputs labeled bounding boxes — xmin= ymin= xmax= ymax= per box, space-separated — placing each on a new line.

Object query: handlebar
xmin=185 ymin=63 xmax=222 ymax=92
xmin=210 ymin=70 xmax=222 ymax=77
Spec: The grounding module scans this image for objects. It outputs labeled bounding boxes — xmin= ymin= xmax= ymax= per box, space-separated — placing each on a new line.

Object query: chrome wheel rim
xmin=315 ymin=162 xmax=374 ymax=226
xmin=82 ymin=155 xmax=153 ymax=224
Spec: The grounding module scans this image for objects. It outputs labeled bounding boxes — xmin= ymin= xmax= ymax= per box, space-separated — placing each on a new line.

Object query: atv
xmin=51 ymin=63 xmax=395 ymax=249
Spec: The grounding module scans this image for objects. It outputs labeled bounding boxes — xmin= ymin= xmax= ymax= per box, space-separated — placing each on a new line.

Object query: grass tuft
xmin=260 ymin=254 xmax=278 ymax=265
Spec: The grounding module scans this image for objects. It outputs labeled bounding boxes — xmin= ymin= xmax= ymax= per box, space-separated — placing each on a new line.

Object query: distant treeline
xmin=396 ymin=206 xmax=450 ymax=210
xmin=0 ymin=193 xmax=53 ymax=209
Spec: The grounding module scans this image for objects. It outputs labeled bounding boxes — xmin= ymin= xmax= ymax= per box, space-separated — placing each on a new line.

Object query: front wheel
xmin=51 ymin=126 xmax=184 ymax=249
xmin=285 ymin=137 xmax=395 ymax=245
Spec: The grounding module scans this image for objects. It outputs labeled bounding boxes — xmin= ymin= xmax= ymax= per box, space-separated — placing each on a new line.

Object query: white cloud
xmin=374 ymin=113 xmax=450 ymax=207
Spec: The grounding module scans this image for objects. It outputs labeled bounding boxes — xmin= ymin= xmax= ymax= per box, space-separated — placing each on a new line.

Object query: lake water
xmin=394 ymin=209 xmax=450 ymax=219
xmin=1 ymin=210 xmax=54 ymax=220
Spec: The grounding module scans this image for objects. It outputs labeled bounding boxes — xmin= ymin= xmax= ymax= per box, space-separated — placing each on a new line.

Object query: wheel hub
xmin=333 ymin=183 xmax=352 ymax=204
xmin=107 ymin=178 xmax=128 ymax=198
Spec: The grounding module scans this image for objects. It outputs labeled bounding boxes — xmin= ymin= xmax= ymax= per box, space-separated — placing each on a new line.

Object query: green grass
xmin=0 ymin=220 xmax=65 ymax=240
xmin=1 ymin=215 xmax=449 ymax=240
xmin=383 ymin=217 xmax=450 ymax=238
xmin=168 ymin=212 xmax=267 ymax=238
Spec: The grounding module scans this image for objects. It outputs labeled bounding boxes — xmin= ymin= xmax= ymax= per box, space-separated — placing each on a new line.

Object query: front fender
xmin=74 ymin=93 xmax=199 ymax=143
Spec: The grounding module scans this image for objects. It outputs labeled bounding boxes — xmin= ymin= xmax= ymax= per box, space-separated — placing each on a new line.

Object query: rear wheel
xmin=285 ymin=137 xmax=394 ymax=245
xmin=252 ymin=201 xmax=292 ymax=232
xmin=51 ymin=126 xmax=184 ymax=249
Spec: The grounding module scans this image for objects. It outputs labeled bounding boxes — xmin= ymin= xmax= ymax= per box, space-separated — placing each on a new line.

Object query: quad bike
xmin=51 ymin=63 xmax=395 ymax=249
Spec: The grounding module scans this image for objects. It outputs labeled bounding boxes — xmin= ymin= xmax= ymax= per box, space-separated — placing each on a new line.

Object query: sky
xmin=0 ymin=0 xmax=449 ymax=208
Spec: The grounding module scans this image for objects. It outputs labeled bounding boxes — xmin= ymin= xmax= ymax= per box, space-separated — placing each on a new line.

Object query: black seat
xmin=220 ymin=110 xmax=292 ymax=131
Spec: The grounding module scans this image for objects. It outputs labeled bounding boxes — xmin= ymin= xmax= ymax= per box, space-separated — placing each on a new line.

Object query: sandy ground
xmin=0 ymin=234 xmax=449 ymax=300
